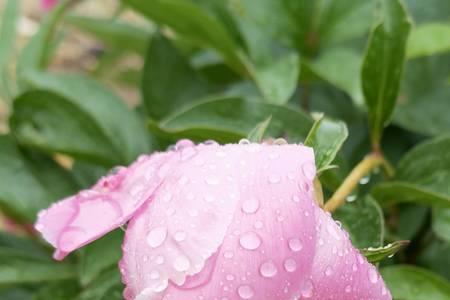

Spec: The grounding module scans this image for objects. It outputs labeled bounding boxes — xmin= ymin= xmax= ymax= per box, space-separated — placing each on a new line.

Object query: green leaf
xmin=407 ymin=23 xmax=450 ymax=58
xmin=334 ymin=195 xmax=384 ymax=248
xmin=434 ymin=208 xmax=450 ymax=242
xmin=17 ymin=0 xmax=71 ymax=76
xmin=65 ymin=15 xmax=152 ymax=55
xmin=250 ymin=52 xmax=300 ymax=104
xmin=373 ymin=135 xmax=450 ymax=208
xmin=0 ymin=288 xmax=33 ymax=300
xmin=247 ymin=115 xmax=272 ymax=142
xmin=34 ymin=281 xmax=80 ymax=300
xmin=11 ymin=72 xmax=150 ymax=167
xmin=361 ymin=0 xmax=412 ymax=148
xmin=418 ymin=240 xmax=450 ymax=280
xmin=78 ymin=230 xmax=123 ymax=286
xmin=149 ymin=97 xmax=313 ymax=143
xmin=76 ymin=268 xmax=122 ymax=300
xmin=304 ymin=114 xmax=348 ymax=173
xmin=0 ymin=135 xmax=78 ymax=222
xmin=0 ymin=233 xmax=76 ymax=284
xmin=381 ymin=265 xmax=450 ymax=300
xmin=122 ymin=0 xmax=245 ymax=74
xmin=361 ymin=240 xmax=409 ymax=263
xmin=142 ymin=34 xmax=208 ymax=120
xmin=393 ymin=54 xmax=450 ymax=136
xmin=0 ymin=0 xmax=18 ymax=98
xmin=305 ymin=47 xmax=363 ymax=106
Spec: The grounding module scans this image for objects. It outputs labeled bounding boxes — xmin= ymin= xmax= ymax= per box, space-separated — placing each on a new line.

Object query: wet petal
xmin=35 ymin=152 xmax=174 ymax=260
xmin=121 ymin=143 xmax=319 ymax=299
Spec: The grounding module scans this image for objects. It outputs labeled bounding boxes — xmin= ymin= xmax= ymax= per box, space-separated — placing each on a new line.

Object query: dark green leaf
xmin=34 ymin=280 xmax=80 ymax=300
xmin=247 ymin=115 xmax=272 ymax=142
xmin=78 ymin=230 xmax=123 ymax=286
xmin=334 ymin=195 xmax=384 ymax=248
xmin=0 ymin=0 xmax=18 ymax=95
xmin=76 ymin=268 xmax=122 ymax=300
xmin=142 ymin=34 xmax=208 ymax=120
xmin=11 ymin=72 xmax=150 ymax=167
xmin=361 ymin=240 xmax=409 ymax=263
xmin=407 ymin=23 xmax=450 ymax=58
xmin=434 ymin=208 xmax=450 ymax=242
xmin=381 ymin=265 xmax=450 ymax=300
xmin=0 ymin=135 xmax=78 ymax=221
xmin=0 ymin=287 xmax=33 ymax=300
xmin=361 ymin=0 xmax=412 ymax=147
xmin=305 ymin=114 xmax=348 ymax=173
xmin=149 ymin=97 xmax=313 ymax=143
xmin=418 ymin=240 xmax=450 ymax=280
xmin=122 ymin=0 xmax=245 ymax=74
xmin=65 ymin=15 xmax=151 ymax=54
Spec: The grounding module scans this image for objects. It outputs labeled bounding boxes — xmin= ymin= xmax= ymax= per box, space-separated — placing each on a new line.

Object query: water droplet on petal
xmin=292 ymin=195 xmax=300 ymax=203
xmin=155 ymin=255 xmax=165 ymax=265
xmin=242 ymin=198 xmax=259 ymax=214
xmin=152 ymin=280 xmax=168 ymax=293
xmin=224 ymin=251 xmax=234 ymax=259
xmin=181 ymin=147 xmax=197 ymax=161
xmin=259 ymin=261 xmax=278 ymax=278
xmin=239 ymin=232 xmax=261 ymax=250
xmin=237 ymin=285 xmax=254 ymax=299
xmin=205 ymin=176 xmax=220 ymax=185
xmin=238 ymin=139 xmax=251 ymax=145
xmin=301 ymin=162 xmax=316 ymax=181
xmin=150 ymin=270 xmax=160 ymax=279
xmin=268 ymin=174 xmax=281 ymax=184
xmin=173 ymin=256 xmax=190 ymax=272
xmin=288 ymin=238 xmax=303 ymax=252
xmin=146 ymin=226 xmax=167 ymax=248
xmin=368 ymin=267 xmax=379 ymax=284
xmin=283 ymin=258 xmax=297 ymax=272
xmin=174 ymin=231 xmax=187 ymax=242
xmin=300 ymin=279 xmax=314 ymax=298
xmin=325 ymin=266 xmax=333 ymax=276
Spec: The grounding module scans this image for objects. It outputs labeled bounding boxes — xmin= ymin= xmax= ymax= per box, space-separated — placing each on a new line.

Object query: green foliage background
xmin=0 ymin=0 xmax=449 ymax=299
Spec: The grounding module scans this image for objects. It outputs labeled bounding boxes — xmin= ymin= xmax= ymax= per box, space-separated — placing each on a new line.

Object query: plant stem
xmin=324 ymin=152 xmax=394 ymax=212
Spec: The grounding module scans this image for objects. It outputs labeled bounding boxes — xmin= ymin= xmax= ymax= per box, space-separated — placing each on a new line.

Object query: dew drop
xmin=259 ymin=261 xmax=278 ymax=278
xmin=155 ymin=255 xmax=165 ymax=265
xmin=283 ymin=258 xmax=297 ymax=273
xmin=288 ymin=238 xmax=303 ymax=252
xmin=359 ymin=176 xmax=370 ymax=185
xmin=224 ymin=251 xmax=234 ymax=259
xmin=368 ymin=267 xmax=379 ymax=284
xmin=301 ymin=162 xmax=316 ymax=181
xmin=239 ymin=232 xmax=261 ymax=250
xmin=152 ymin=280 xmax=168 ymax=293
xmin=146 ymin=226 xmax=167 ymax=248
xmin=254 ymin=220 xmax=264 ymax=229
xmin=325 ymin=266 xmax=333 ymax=276
xmin=300 ymin=279 xmax=314 ymax=298
xmin=174 ymin=231 xmax=187 ymax=242
xmin=242 ymin=198 xmax=259 ymax=214
xmin=226 ymin=274 xmax=235 ymax=281
xmin=238 ymin=139 xmax=251 ymax=145
xmin=204 ymin=140 xmax=218 ymax=146
xmin=346 ymin=195 xmax=357 ymax=202
xmin=173 ymin=256 xmax=190 ymax=272
xmin=345 ymin=285 xmax=352 ymax=293
xmin=205 ymin=176 xmax=220 ymax=185
xmin=181 ymin=147 xmax=197 ymax=161
xmin=150 ymin=270 xmax=160 ymax=279
xmin=237 ymin=285 xmax=254 ymax=299
xmin=268 ymin=174 xmax=281 ymax=184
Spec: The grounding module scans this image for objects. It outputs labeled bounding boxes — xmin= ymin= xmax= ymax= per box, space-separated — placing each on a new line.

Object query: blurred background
xmin=0 ymin=0 xmax=449 ymax=299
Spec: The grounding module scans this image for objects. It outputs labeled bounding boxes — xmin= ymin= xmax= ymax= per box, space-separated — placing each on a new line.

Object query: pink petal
xmin=41 ymin=0 xmax=59 ymax=10
xmin=120 ymin=141 xmax=391 ymax=300
xmin=35 ymin=152 xmax=175 ymax=260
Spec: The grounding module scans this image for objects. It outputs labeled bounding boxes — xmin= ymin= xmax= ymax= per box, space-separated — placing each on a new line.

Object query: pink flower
xmin=41 ymin=0 xmax=59 ymax=10
xmin=35 ymin=140 xmax=391 ymax=300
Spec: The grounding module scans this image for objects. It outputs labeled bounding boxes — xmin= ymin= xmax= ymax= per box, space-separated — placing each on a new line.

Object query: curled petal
xmin=35 ymin=152 xmax=174 ymax=260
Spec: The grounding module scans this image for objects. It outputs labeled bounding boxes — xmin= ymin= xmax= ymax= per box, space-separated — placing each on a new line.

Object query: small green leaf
xmin=34 ymin=281 xmax=81 ymax=300
xmin=0 ymin=135 xmax=78 ymax=222
xmin=78 ymin=230 xmax=124 ymax=286
xmin=381 ymin=265 xmax=450 ymax=300
xmin=407 ymin=23 xmax=450 ymax=58
xmin=76 ymin=268 xmax=122 ymax=300
xmin=65 ymin=15 xmax=152 ymax=54
xmin=122 ymin=0 xmax=246 ymax=74
xmin=334 ymin=195 xmax=384 ymax=248
xmin=305 ymin=115 xmax=348 ymax=173
xmin=361 ymin=0 xmax=412 ymax=148
xmin=433 ymin=208 xmax=450 ymax=242
xmin=11 ymin=72 xmax=150 ymax=167
xmin=0 ymin=0 xmax=18 ymax=99
xmin=142 ymin=34 xmax=208 ymax=120
xmin=149 ymin=97 xmax=313 ymax=143
xmin=247 ymin=115 xmax=272 ymax=142
xmin=361 ymin=240 xmax=409 ymax=263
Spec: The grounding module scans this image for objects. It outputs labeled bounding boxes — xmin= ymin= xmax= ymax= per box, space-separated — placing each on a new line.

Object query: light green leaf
xmin=381 ymin=265 xmax=450 ymax=300
xmin=150 ymin=97 xmax=313 ymax=143
xmin=0 ymin=135 xmax=78 ymax=222
xmin=373 ymin=135 xmax=450 ymax=209
xmin=334 ymin=195 xmax=384 ymax=248
xmin=78 ymin=230 xmax=123 ymax=286
xmin=247 ymin=115 xmax=272 ymax=143
xmin=122 ymin=0 xmax=245 ymax=74
xmin=142 ymin=34 xmax=208 ymax=120
xmin=361 ymin=0 xmax=412 ymax=148
xmin=11 ymin=72 xmax=150 ymax=167
xmin=434 ymin=208 xmax=450 ymax=242
xmin=361 ymin=240 xmax=409 ymax=263
xmin=305 ymin=114 xmax=348 ymax=173
xmin=65 ymin=15 xmax=152 ymax=54
xmin=0 ymin=0 xmax=18 ymax=100
xmin=407 ymin=23 xmax=450 ymax=58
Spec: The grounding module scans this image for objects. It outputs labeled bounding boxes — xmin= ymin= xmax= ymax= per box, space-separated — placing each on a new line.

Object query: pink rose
xmin=41 ymin=0 xmax=59 ymax=10
xmin=35 ymin=140 xmax=391 ymax=299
